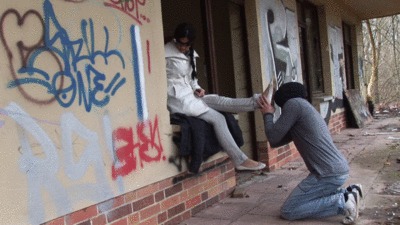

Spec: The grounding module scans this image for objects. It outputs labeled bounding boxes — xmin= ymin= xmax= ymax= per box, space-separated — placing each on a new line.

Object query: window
xmin=297 ymin=0 xmax=324 ymax=96
xmin=342 ymin=22 xmax=355 ymax=89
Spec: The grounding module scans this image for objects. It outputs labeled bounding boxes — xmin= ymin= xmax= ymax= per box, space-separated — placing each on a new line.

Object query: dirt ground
xmin=356 ymin=144 xmax=400 ymax=224
xmin=356 ymin=113 xmax=400 ymax=225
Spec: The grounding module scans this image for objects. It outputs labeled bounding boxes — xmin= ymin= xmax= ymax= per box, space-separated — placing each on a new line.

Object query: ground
xmin=356 ymin=117 xmax=400 ymax=225
xmin=237 ymin=111 xmax=400 ymax=225
xmin=181 ymin=110 xmax=400 ymax=225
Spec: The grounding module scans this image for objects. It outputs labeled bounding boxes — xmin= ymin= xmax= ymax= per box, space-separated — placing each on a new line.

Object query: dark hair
xmin=174 ymin=22 xmax=197 ymax=80
xmin=274 ymin=82 xmax=307 ymax=107
xmin=174 ymin=22 xmax=196 ymax=42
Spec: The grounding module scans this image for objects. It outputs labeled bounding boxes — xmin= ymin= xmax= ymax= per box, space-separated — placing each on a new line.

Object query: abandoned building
xmin=1 ymin=0 xmax=400 ymax=224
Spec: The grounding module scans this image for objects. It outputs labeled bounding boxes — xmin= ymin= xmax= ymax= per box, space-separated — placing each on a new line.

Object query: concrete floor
xmin=179 ymin=115 xmax=400 ymax=225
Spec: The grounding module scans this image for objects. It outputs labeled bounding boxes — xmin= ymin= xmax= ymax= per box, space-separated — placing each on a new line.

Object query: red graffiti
xmin=111 ymin=116 xmax=165 ymax=179
xmin=104 ymin=0 xmax=150 ymax=25
xmin=146 ymin=40 xmax=151 ymax=74
xmin=112 ymin=127 xmax=137 ymax=178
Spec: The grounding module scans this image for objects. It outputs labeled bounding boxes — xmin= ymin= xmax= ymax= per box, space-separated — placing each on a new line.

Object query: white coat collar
xmin=165 ymin=41 xmax=199 ymax=59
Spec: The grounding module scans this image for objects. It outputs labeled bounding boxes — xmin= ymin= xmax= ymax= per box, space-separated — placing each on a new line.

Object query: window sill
xmin=313 ymin=95 xmax=334 ymax=102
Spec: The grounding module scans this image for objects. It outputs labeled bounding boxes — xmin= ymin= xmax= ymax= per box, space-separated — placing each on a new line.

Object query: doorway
xmin=161 ymin=0 xmax=257 ymax=159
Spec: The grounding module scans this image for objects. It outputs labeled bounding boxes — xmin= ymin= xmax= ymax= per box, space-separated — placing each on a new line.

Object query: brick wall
xmin=42 ymin=156 xmax=236 ymax=225
xmin=258 ymin=110 xmax=348 ymax=171
xmin=262 ymin=143 xmax=300 ymax=171
xmin=328 ymin=111 xmax=347 ymax=134
xmin=41 ymin=111 xmax=348 ymax=224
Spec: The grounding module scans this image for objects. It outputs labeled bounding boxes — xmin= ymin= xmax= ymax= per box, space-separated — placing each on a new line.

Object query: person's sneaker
xmin=342 ymin=192 xmax=359 ymax=224
xmin=346 ymin=184 xmax=363 ymax=198
xmin=347 ymin=184 xmax=364 ymax=210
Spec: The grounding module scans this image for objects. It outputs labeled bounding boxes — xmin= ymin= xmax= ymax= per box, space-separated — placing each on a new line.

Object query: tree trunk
xmin=392 ymin=16 xmax=400 ymax=96
xmin=366 ymin=20 xmax=378 ymax=103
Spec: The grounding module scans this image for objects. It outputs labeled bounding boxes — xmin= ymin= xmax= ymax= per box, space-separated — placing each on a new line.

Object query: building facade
xmin=0 ymin=0 xmax=398 ymax=224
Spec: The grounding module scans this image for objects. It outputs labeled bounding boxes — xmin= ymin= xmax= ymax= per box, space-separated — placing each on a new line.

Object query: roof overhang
xmin=340 ymin=0 xmax=400 ymax=20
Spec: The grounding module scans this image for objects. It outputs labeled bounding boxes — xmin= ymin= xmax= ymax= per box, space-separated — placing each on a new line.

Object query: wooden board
xmin=344 ymin=89 xmax=373 ymax=128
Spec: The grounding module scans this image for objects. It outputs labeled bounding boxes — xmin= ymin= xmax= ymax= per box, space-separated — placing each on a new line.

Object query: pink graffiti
xmin=104 ymin=0 xmax=150 ymax=25
xmin=111 ymin=116 xmax=165 ymax=179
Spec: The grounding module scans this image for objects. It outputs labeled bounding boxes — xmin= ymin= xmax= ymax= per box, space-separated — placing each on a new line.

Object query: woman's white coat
xmin=165 ymin=41 xmax=209 ymax=116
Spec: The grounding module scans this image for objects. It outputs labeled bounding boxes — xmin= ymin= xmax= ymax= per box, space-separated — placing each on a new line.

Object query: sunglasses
xmin=174 ymin=39 xmax=192 ymax=47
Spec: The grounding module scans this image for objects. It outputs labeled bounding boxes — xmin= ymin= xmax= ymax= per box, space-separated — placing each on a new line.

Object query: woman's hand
xmin=194 ymin=88 xmax=205 ymax=97
xmin=257 ymin=95 xmax=275 ymax=114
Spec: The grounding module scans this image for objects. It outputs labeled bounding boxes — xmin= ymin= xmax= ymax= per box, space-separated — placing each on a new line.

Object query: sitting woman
xmin=165 ymin=22 xmax=266 ymax=171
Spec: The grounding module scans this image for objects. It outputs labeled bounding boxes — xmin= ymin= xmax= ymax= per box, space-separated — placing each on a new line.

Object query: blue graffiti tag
xmin=8 ymin=0 xmax=126 ymax=112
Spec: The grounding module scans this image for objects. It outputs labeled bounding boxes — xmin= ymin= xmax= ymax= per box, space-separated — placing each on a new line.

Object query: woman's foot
xmin=236 ymin=159 xmax=266 ymax=171
xmin=262 ymin=80 xmax=276 ymax=103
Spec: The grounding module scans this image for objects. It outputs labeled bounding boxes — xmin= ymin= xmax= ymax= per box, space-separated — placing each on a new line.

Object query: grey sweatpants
xmin=198 ymin=94 xmax=260 ymax=166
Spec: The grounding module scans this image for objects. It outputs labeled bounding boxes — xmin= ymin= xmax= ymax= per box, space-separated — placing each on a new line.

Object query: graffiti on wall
xmin=329 ymin=25 xmax=346 ymax=99
xmin=259 ymin=1 xmax=347 ymax=123
xmin=313 ymin=25 xmax=346 ymax=124
xmin=112 ymin=116 xmax=165 ymax=179
xmin=1 ymin=1 xmax=129 ymax=112
xmin=1 ymin=102 xmax=165 ymax=224
xmin=259 ymin=0 xmax=301 ymax=89
xmin=104 ymin=0 xmax=150 ymax=25
xmin=0 ymin=0 xmax=166 ymax=224
xmin=4 ymin=102 xmax=113 ymax=223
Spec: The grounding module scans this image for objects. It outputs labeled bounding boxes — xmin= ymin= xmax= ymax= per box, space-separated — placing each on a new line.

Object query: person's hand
xmin=257 ymin=95 xmax=275 ymax=114
xmin=194 ymin=88 xmax=205 ymax=97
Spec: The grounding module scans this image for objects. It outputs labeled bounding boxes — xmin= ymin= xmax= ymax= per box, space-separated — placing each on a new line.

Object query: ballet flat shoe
xmin=236 ymin=162 xmax=266 ymax=171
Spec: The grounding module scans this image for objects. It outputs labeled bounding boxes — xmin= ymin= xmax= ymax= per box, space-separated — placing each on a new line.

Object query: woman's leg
xmin=198 ymin=109 xmax=248 ymax=166
xmin=280 ymin=173 xmax=348 ymax=220
xmin=202 ymin=94 xmax=260 ymax=113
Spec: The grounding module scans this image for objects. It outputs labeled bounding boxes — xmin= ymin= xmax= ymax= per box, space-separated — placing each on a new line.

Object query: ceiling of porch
xmin=341 ymin=0 xmax=400 ymax=20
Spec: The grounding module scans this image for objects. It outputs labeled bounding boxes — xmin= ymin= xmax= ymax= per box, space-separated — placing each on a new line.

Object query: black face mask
xmin=274 ymin=82 xmax=307 ymax=107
